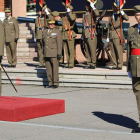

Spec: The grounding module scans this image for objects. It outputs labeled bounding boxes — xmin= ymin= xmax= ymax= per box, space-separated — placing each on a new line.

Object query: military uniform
xmin=3 ymin=8 xmax=19 ymax=67
xmin=0 ymin=20 xmax=5 ymax=96
xmin=108 ymin=3 xmax=129 ymax=69
xmin=43 ymin=19 xmax=62 ymax=88
xmin=35 ymin=8 xmax=53 ymax=68
xmin=82 ymin=2 xmax=99 ymax=69
xmin=127 ymin=5 xmax=140 ymax=133
xmin=62 ymin=5 xmax=77 ymax=68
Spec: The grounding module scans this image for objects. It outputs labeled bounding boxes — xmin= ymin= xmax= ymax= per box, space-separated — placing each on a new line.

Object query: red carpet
xmin=0 ymin=96 xmax=65 ymax=122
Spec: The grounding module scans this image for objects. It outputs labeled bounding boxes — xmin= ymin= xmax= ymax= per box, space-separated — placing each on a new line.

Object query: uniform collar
xmin=7 ymin=16 xmax=11 ymax=20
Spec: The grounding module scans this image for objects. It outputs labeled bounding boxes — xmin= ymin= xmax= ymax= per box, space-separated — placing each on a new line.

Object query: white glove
xmin=34 ymin=38 xmax=36 ymax=42
xmin=127 ymin=71 xmax=132 ymax=79
xmin=90 ymin=2 xmax=96 ymax=10
xmin=121 ymin=9 xmax=125 ymax=15
xmin=44 ymin=8 xmax=50 ymax=15
xmin=106 ymin=38 xmax=109 ymax=43
xmin=67 ymin=8 xmax=71 ymax=13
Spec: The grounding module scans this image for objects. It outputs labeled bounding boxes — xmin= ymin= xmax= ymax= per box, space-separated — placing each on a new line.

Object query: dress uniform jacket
xmin=62 ymin=12 xmax=77 ymax=40
xmin=3 ymin=16 xmax=19 ymax=42
xmin=82 ymin=9 xmax=99 ymax=38
xmin=108 ymin=13 xmax=129 ymax=69
xmin=43 ymin=28 xmax=62 ymax=86
xmin=0 ymin=20 xmax=5 ymax=96
xmin=127 ymin=24 xmax=140 ymax=121
xmin=127 ymin=24 xmax=140 ymax=77
xmin=82 ymin=9 xmax=99 ymax=67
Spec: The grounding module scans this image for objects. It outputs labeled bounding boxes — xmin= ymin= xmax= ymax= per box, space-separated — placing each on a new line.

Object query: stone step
xmin=19 ymin=26 xmax=35 ymax=30
xmin=17 ymin=43 xmax=37 ymax=48
xmin=19 ymin=34 xmax=34 ymax=39
xmin=4 ymin=48 xmax=37 ymax=52
xmin=18 ymin=39 xmax=34 ymax=43
xmin=19 ymin=30 xmax=34 ymax=34
xmin=19 ymin=23 xmax=35 ymax=27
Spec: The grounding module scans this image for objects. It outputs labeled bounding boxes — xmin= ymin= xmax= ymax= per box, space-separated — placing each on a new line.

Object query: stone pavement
xmin=0 ymin=85 xmax=139 ymax=140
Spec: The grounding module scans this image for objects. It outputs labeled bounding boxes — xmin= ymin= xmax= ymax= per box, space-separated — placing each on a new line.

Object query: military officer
xmin=3 ymin=8 xmax=19 ymax=68
xmin=108 ymin=3 xmax=129 ymax=70
xmin=62 ymin=5 xmax=77 ymax=68
xmin=82 ymin=1 xmax=99 ymax=69
xmin=127 ymin=5 xmax=140 ymax=133
xmin=35 ymin=9 xmax=45 ymax=68
xmin=0 ymin=20 xmax=5 ymax=96
xmin=43 ymin=19 xmax=62 ymax=88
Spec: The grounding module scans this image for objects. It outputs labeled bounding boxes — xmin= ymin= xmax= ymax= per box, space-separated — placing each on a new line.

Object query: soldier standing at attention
xmin=82 ymin=1 xmax=99 ymax=69
xmin=127 ymin=5 xmax=140 ymax=133
xmin=0 ymin=20 xmax=5 ymax=96
xmin=108 ymin=3 xmax=129 ymax=70
xmin=3 ymin=8 xmax=19 ymax=68
xmin=62 ymin=5 xmax=77 ymax=68
xmin=35 ymin=9 xmax=45 ymax=68
xmin=43 ymin=19 xmax=62 ymax=89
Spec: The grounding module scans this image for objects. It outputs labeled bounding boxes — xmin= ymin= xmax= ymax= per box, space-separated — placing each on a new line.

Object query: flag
xmin=39 ymin=0 xmax=44 ymax=7
xmin=116 ymin=0 xmax=126 ymax=11
xmin=62 ymin=0 xmax=71 ymax=6
xmin=87 ymin=0 xmax=97 ymax=5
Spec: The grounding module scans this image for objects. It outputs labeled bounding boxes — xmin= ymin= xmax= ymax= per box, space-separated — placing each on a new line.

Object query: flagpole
xmin=91 ymin=0 xmax=94 ymax=39
xmin=120 ymin=0 xmax=123 ymax=44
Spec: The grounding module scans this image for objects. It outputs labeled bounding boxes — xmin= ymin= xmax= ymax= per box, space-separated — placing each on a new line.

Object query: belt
xmin=84 ymin=26 xmax=95 ymax=29
xmin=131 ymin=48 xmax=140 ymax=55
xmin=37 ymin=27 xmax=44 ymax=30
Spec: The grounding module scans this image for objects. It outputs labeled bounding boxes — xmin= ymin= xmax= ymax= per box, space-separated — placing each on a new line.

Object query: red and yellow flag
xmin=62 ymin=0 xmax=71 ymax=6
xmin=39 ymin=0 xmax=44 ymax=7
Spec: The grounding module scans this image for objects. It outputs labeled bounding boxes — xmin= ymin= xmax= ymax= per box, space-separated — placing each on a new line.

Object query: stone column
xmin=12 ymin=0 xmax=26 ymax=18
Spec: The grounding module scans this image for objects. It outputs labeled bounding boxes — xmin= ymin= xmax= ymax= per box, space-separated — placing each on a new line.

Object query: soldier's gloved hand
xmin=42 ymin=4 xmax=47 ymax=11
xmin=127 ymin=71 xmax=132 ymax=79
xmin=106 ymin=38 xmax=109 ymax=43
xmin=14 ymin=38 xmax=18 ymax=43
xmin=34 ymin=38 xmax=36 ymax=42
xmin=57 ymin=54 xmax=61 ymax=60
xmin=44 ymin=8 xmax=50 ymax=15
xmin=0 ymin=56 xmax=2 ymax=63
xmin=90 ymin=2 xmax=96 ymax=10
xmin=67 ymin=8 xmax=71 ymax=13
xmin=120 ymin=9 xmax=125 ymax=15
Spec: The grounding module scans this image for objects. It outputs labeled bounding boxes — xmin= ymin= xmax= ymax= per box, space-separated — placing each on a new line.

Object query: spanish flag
xmin=62 ymin=0 xmax=71 ymax=6
xmin=39 ymin=0 xmax=44 ymax=7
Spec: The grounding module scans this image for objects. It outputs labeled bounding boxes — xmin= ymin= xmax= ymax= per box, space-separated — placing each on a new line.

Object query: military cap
xmin=52 ymin=11 xmax=59 ymax=17
xmin=5 ymin=8 xmax=11 ymax=13
xmin=69 ymin=5 xmax=73 ymax=10
xmin=48 ymin=19 xmax=55 ymax=24
xmin=112 ymin=2 xmax=117 ymax=7
xmin=133 ymin=5 xmax=140 ymax=13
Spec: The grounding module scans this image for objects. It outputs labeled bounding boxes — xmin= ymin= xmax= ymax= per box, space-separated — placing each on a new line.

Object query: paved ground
xmin=0 ymin=85 xmax=140 ymax=140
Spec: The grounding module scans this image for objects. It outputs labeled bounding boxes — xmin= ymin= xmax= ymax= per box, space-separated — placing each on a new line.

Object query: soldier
xmin=82 ymin=1 xmax=99 ymax=69
xmin=0 ymin=20 xmax=5 ymax=96
xmin=3 ymin=8 xmax=19 ymax=68
xmin=34 ymin=9 xmax=45 ymax=68
xmin=52 ymin=11 xmax=64 ymax=64
xmin=43 ymin=19 xmax=62 ymax=89
xmin=127 ymin=5 xmax=140 ymax=133
xmin=62 ymin=5 xmax=77 ymax=68
xmin=108 ymin=3 xmax=129 ymax=70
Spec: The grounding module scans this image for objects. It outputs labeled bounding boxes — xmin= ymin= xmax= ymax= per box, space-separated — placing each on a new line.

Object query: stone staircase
xmin=3 ymin=22 xmax=38 ymax=62
xmin=1 ymin=66 xmax=132 ymax=89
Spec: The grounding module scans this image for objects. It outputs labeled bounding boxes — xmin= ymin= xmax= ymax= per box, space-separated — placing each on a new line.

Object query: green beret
xmin=133 ymin=5 xmax=140 ymax=13
xmin=5 ymin=8 xmax=11 ymax=13
xmin=52 ymin=11 xmax=59 ymax=17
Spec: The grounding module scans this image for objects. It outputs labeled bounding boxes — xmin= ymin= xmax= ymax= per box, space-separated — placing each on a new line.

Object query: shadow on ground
xmin=92 ymin=111 xmax=138 ymax=129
